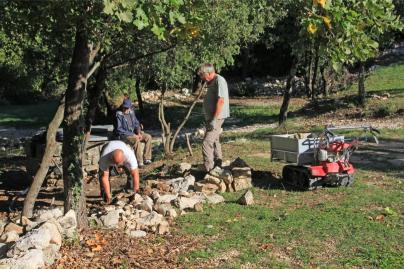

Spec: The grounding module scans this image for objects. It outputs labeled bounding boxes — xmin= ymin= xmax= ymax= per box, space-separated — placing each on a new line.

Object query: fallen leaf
xmin=375 ymin=215 xmax=385 ymax=222
xmin=91 ymin=245 xmax=103 ymax=252
xmin=111 ymin=256 xmax=121 ymax=265
xmin=258 ymin=243 xmax=273 ymax=251
xmin=367 ymin=216 xmax=374 ymax=221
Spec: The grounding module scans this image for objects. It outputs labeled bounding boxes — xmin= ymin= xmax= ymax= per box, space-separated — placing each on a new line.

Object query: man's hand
xmin=105 ymin=194 xmax=112 ymax=205
xmin=207 ymin=118 xmax=216 ymax=131
xmin=133 ymin=134 xmax=142 ymax=140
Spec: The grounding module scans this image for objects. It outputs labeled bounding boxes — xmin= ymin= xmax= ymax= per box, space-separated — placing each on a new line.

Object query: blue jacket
xmin=114 ymin=109 xmax=141 ymax=137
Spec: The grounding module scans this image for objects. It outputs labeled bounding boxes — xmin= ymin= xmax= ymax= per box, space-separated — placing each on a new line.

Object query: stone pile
xmin=195 ymin=157 xmax=253 ymax=194
xmin=0 ymin=137 xmax=28 ymax=153
xmin=88 ymin=180 xmax=225 ymax=238
xmin=0 ymin=208 xmax=77 ymax=269
xmin=88 ymin=158 xmax=252 ymax=238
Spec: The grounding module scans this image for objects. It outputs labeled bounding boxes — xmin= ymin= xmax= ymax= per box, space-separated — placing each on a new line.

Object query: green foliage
xmin=139 ymin=0 xmax=286 ymax=89
xmin=300 ymin=0 xmax=402 ymax=69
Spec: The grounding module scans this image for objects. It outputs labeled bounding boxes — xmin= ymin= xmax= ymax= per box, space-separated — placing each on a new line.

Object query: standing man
xmin=114 ymin=98 xmax=153 ymax=168
xmin=98 ymin=140 xmax=140 ymax=203
xmin=198 ymin=63 xmax=230 ymax=172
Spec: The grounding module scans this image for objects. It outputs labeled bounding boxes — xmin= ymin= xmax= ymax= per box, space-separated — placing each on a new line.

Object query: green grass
xmin=0 ymin=101 xmax=58 ymax=127
xmin=177 ymin=139 xmax=404 ymax=268
xmin=344 ymin=62 xmax=404 ymax=117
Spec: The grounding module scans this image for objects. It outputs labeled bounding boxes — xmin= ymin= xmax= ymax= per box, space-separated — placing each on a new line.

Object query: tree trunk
xmin=158 ymin=88 xmax=172 ymax=156
xmin=85 ymin=67 xmax=107 ymax=134
xmin=62 ymin=26 xmax=92 ymax=230
xmin=135 ymin=78 xmax=144 ymax=119
xmin=169 ymin=82 xmax=206 ymax=153
xmin=241 ymin=47 xmax=250 ymax=79
xmin=22 ymin=97 xmax=65 ymax=218
xmin=103 ymin=91 xmax=115 ymax=121
xmin=311 ymin=41 xmax=320 ymax=102
xmin=304 ymin=50 xmax=312 ymax=98
xmin=358 ymin=62 xmax=366 ymax=107
xmin=279 ymin=63 xmax=297 ymax=126
xmin=320 ymin=66 xmax=328 ymax=97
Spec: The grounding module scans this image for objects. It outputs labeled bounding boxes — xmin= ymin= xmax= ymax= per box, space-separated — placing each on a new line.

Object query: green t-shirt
xmin=203 ymin=74 xmax=230 ymax=121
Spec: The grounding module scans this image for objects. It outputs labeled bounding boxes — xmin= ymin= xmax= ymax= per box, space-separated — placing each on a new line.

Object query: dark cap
xmin=122 ymin=99 xmax=132 ymax=108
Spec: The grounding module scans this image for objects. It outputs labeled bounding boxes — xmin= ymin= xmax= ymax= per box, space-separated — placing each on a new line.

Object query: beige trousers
xmin=123 ymin=132 xmax=152 ymax=164
xmin=202 ymin=119 xmax=224 ymax=172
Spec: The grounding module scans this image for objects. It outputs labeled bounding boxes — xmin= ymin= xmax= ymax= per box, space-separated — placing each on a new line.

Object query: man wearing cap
xmin=98 ymin=140 xmax=140 ymax=203
xmin=197 ymin=63 xmax=230 ymax=172
xmin=114 ymin=98 xmax=153 ymax=167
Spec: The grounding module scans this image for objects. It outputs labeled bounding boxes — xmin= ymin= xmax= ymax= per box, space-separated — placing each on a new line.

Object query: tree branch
xmin=108 ymin=43 xmax=176 ymax=70
xmin=169 ymin=82 xmax=206 ymax=152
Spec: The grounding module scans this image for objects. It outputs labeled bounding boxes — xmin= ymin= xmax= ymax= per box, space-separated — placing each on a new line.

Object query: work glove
xmin=207 ymin=118 xmax=216 ymax=131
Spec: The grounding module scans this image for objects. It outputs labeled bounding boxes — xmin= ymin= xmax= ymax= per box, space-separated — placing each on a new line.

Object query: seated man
xmin=115 ymin=98 xmax=153 ymax=167
xmin=98 ymin=140 xmax=140 ymax=203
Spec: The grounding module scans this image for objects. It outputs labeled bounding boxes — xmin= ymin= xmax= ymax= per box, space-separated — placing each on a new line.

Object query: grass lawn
xmin=175 ymin=136 xmax=403 ymax=268
xmin=0 ymin=101 xmax=58 ymax=128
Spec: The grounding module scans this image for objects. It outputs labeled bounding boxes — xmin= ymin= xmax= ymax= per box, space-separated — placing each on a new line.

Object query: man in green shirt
xmin=198 ymin=63 xmax=230 ymax=172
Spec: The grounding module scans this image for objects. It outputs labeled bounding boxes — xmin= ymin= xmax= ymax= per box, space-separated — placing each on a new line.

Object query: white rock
xmin=57 ymin=210 xmax=77 ymax=234
xmin=156 ymin=194 xmax=178 ymax=204
xmin=41 ymin=220 xmax=62 ymax=246
xmin=238 ymin=190 xmax=254 ymax=205
xmin=178 ymin=191 xmax=191 ymax=197
xmin=233 ymin=176 xmax=252 ymax=191
xmin=151 ymin=190 xmax=160 ymax=201
xmin=157 ymin=221 xmax=170 ymax=235
xmin=0 ymin=231 xmax=19 ymax=243
xmin=203 ymin=174 xmax=221 ymax=185
xmin=131 ymin=193 xmax=144 ymax=204
xmin=115 ymin=200 xmax=126 ymax=208
xmin=174 ymin=195 xmax=205 ymax=211
xmin=138 ymin=212 xmax=164 ymax=228
xmin=167 ymin=208 xmax=178 ymax=218
xmin=20 ymin=217 xmax=38 ymax=232
xmin=127 ymin=230 xmax=147 ymax=238
xmin=7 ymin=225 xmax=52 ymax=258
xmin=35 ymin=208 xmax=63 ymax=223
xmin=205 ymin=193 xmax=225 ymax=204
xmin=3 ymin=223 xmax=23 ymax=235
xmin=136 ymin=198 xmax=153 ymax=212
xmin=42 ymin=244 xmax=61 ymax=266
xmin=153 ymin=203 xmax=172 ymax=216
xmin=10 ymin=249 xmax=45 ymax=269
xmin=100 ymin=210 xmax=120 ymax=229
xmin=176 ymin=163 xmax=192 ymax=174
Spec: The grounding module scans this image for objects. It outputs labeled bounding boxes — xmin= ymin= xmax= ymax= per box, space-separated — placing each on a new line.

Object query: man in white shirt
xmin=98 ymin=140 xmax=140 ymax=203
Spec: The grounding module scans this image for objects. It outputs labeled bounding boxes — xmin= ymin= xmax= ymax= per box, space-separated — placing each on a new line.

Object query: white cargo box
xmin=269 ymin=133 xmax=343 ymax=165
xmin=270 ymin=133 xmax=317 ymax=165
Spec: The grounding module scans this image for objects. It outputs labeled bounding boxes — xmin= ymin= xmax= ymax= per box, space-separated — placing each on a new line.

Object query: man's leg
xmin=123 ymin=136 xmax=143 ymax=165
xmin=213 ymin=119 xmax=224 ymax=166
xmin=202 ymin=120 xmax=223 ymax=172
xmin=141 ymin=132 xmax=152 ymax=162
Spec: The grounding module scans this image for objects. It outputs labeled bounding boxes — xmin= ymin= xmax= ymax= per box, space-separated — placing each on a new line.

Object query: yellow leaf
xmin=314 ymin=0 xmax=327 ymax=8
xmin=322 ymin=16 xmax=332 ymax=29
xmin=307 ymin=23 xmax=318 ymax=34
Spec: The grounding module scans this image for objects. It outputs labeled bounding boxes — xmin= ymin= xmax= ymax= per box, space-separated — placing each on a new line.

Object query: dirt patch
xmin=51 ymin=229 xmax=204 ymax=269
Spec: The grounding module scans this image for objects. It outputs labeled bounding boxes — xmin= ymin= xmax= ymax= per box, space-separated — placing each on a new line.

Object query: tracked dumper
xmin=270 ymin=126 xmax=379 ymax=190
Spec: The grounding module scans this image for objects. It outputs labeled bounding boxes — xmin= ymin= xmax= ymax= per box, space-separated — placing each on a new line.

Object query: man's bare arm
xmin=100 ymin=171 xmax=111 ymax=203
xmin=130 ymin=168 xmax=140 ymax=193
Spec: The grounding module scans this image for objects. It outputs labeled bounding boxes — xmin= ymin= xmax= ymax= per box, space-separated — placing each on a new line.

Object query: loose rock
xmin=238 ymin=190 xmax=254 ymax=205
